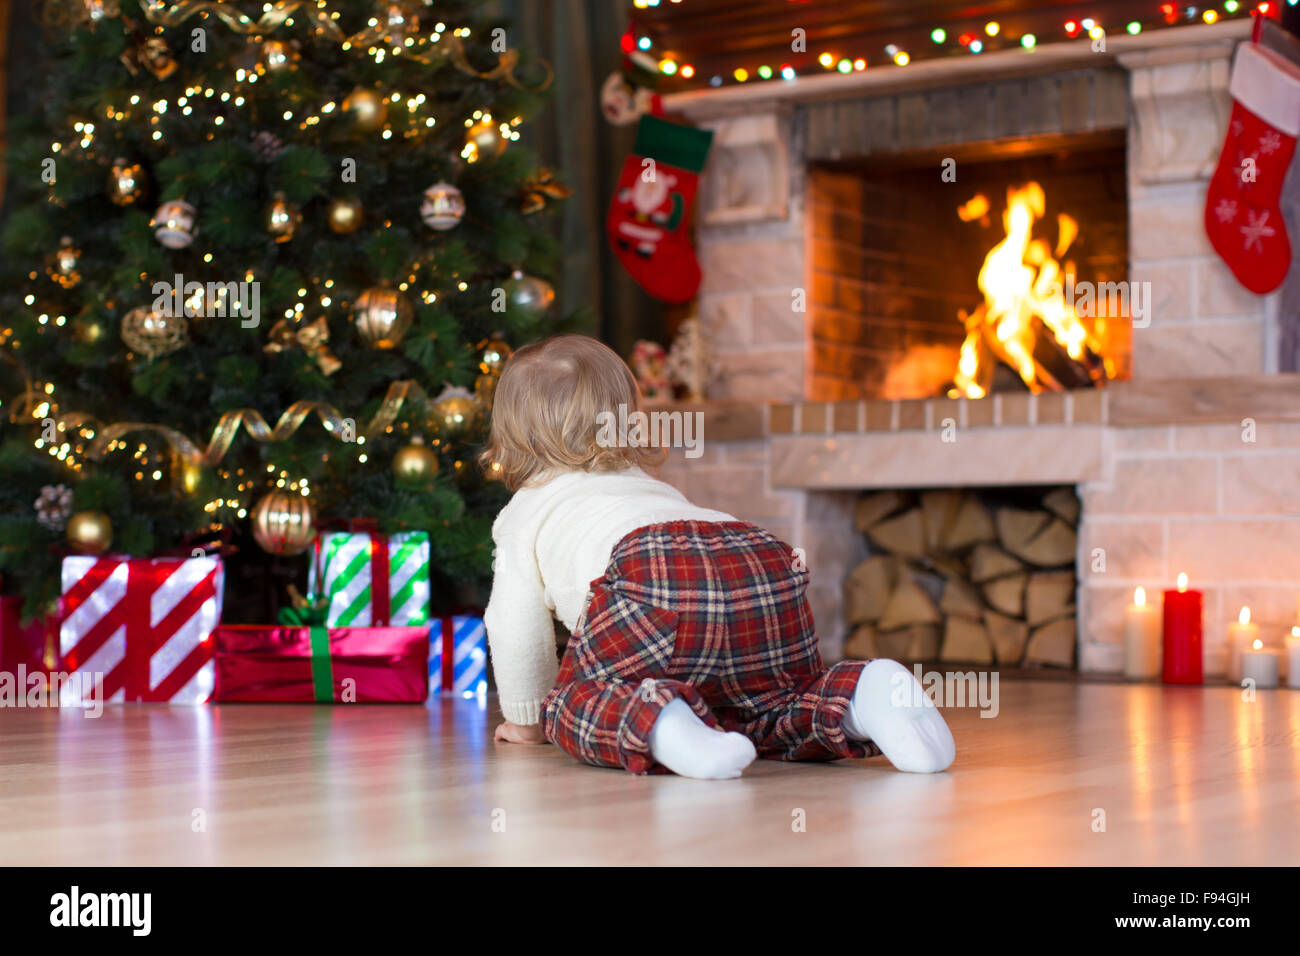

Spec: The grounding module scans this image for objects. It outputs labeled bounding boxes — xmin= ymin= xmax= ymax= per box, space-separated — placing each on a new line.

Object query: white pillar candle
xmin=1241 ymin=638 xmax=1279 ymax=689
xmin=1225 ymin=606 xmax=1257 ymax=684
xmin=1123 ymin=587 xmax=1161 ymax=679
xmin=1287 ymin=627 xmax=1300 ymax=690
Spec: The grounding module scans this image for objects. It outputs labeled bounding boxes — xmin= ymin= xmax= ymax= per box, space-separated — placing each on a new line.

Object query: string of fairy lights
xmin=3 ymin=8 xmax=527 ymax=522
xmin=628 ymin=1 xmax=1279 ymax=88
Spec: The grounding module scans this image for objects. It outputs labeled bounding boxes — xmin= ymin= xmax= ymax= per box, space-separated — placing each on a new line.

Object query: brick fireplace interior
xmin=808 ymin=136 xmax=1132 ymax=402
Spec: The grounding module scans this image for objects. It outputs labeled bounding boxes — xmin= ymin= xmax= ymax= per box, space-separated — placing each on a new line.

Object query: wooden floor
xmin=1 ymin=680 xmax=1297 ymax=865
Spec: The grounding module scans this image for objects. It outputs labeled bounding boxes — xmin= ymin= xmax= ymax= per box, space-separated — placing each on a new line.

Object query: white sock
xmin=648 ymin=698 xmax=757 ymax=779
xmin=843 ymin=659 xmax=956 ymax=773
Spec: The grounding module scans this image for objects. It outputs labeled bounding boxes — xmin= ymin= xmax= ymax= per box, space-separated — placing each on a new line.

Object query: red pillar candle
xmin=1162 ymin=572 xmax=1204 ymax=684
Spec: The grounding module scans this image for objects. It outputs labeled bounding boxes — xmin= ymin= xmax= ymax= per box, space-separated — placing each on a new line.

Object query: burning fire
xmin=951 ymin=182 xmax=1113 ymax=398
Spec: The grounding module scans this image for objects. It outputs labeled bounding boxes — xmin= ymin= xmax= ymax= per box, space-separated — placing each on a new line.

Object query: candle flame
xmin=1134 ymin=586 xmax=1146 ymax=607
xmin=1239 ymin=606 xmax=1251 ymax=626
xmin=1177 ymin=572 xmax=1188 ymax=592
xmin=1293 ymin=626 xmax=1300 ymax=638
xmin=1252 ymin=638 xmax=1264 ymax=651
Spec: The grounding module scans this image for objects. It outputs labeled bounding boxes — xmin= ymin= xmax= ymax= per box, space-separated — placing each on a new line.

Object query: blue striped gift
xmin=430 ymin=614 xmax=488 ymax=696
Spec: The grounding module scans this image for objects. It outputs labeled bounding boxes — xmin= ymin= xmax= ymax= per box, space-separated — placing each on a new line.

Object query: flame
xmin=1239 ymin=606 xmax=1251 ymax=626
xmin=950 ymin=182 xmax=1112 ymax=398
xmin=1252 ymin=638 xmax=1264 ymax=651
xmin=1134 ymin=586 xmax=1146 ymax=607
xmin=1177 ymin=572 xmax=1189 ymax=593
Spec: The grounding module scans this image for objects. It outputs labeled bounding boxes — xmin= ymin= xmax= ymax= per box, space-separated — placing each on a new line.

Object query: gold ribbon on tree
xmin=263 ymin=316 xmax=341 ymax=376
xmin=11 ymin=380 xmax=441 ymax=468
xmin=138 ymin=0 xmax=553 ymax=88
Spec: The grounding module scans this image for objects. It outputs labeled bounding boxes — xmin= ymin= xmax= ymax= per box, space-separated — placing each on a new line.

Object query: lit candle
xmin=1240 ymin=638 xmax=1279 ymax=689
xmin=1225 ymin=605 xmax=1257 ymax=684
xmin=1123 ymin=586 xmax=1161 ymax=679
xmin=1287 ymin=626 xmax=1300 ymax=690
xmin=1162 ymin=572 xmax=1203 ymax=685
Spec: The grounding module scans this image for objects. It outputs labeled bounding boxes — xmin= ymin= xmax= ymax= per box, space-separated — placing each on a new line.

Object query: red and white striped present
xmin=59 ymin=555 xmax=224 ymax=704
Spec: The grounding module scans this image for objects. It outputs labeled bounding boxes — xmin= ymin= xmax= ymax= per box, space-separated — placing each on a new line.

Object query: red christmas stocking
xmin=607 ymin=115 xmax=713 ymax=303
xmin=1205 ymin=41 xmax=1300 ymax=294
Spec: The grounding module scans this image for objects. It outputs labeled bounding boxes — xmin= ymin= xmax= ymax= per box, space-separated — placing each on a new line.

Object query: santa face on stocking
xmin=613 ymin=171 xmax=682 ymax=257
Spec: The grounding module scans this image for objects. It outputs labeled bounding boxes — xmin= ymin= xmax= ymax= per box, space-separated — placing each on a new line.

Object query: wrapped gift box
xmin=310 ymin=530 xmax=431 ymax=627
xmin=430 ymin=614 xmax=488 ymax=696
xmin=213 ymin=624 xmax=429 ymax=703
xmin=59 ymin=555 xmax=223 ymax=704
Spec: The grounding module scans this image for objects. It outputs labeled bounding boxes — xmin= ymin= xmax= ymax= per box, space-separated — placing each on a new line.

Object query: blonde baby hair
xmin=479 ymin=334 xmax=663 ymax=491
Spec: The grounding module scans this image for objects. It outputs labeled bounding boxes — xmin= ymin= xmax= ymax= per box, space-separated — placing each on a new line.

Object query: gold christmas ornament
xmin=45 ymin=236 xmax=82 ymax=289
xmin=66 ymin=510 xmax=113 ymax=555
xmin=463 ymin=117 xmax=507 ymax=163
xmin=342 ymin=87 xmax=388 ymax=132
xmin=121 ymin=306 xmax=188 ymax=360
xmin=266 ymin=191 xmax=301 ymax=243
xmin=250 ymin=489 xmax=316 ymax=556
xmin=151 ymin=199 xmax=197 ymax=249
xmin=503 ymin=270 xmax=555 ymax=317
xmin=428 ymin=385 xmax=479 ymax=442
xmin=261 ymin=39 xmax=299 ymax=73
xmin=478 ymin=337 xmax=512 ymax=374
xmin=391 ymin=436 xmax=439 ymax=488
xmin=107 ymin=158 xmax=145 ymax=206
xmin=352 ymin=286 xmax=413 ymax=349
xmin=327 ymin=196 xmax=364 ymax=234
xmin=420 ymin=181 xmax=465 ymax=230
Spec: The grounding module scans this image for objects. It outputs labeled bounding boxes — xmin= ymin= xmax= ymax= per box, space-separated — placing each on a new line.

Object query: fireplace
xmin=808 ymin=138 xmax=1132 ymax=401
xmin=654 ymin=18 xmax=1300 ymax=678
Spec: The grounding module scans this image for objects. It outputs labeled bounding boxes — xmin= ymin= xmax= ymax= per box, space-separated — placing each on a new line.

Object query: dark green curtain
xmin=498 ymin=0 xmax=663 ymax=355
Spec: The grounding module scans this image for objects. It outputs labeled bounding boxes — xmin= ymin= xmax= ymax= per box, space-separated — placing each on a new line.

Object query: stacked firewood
xmin=843 ymin=488 xmax=1079 ymax=667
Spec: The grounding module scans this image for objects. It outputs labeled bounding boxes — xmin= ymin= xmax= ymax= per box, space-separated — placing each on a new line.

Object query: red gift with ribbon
xmin=212 ymin=616 xmax=429 ymax=703
xmin=59 ymin=555 xmax=223 ymax=703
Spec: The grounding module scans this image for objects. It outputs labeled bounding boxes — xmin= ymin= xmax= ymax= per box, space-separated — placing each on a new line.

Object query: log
xmin=984 ymin=609 xmax=1029 ymax=664
xmin=996 ymin=508 xmax=1077 ymax=567
xmin=844 ymin=623 xmax=878 ymax=661
xmin=855 ymin=490 xmax=911 ymax=533
xmin=920 ymin=490 xmax=964 ymax=552
xmin=940 ymin=495 xmax=997 ymax=551
xmin=1043 ymin=487 xmax=1080 ymax=525
xmin=939 ymin=576 xmax=984 ymax=619
xmin=1025 ymin=617 xmax=1076 ymax=667
xmin=1025 ymin=570 xmax=1076 ymax=626
xmin=844 ymin=555 xmax=899 ymax=624
xmin=866 ymin=508 xmax=928 ymax=560
xmin=876 ymin=623 xmax=942 ymax=661
xmin=877 ymin=574 xmax=941 ymax=631
xmin=940 ymin=616 xmax=993 ymax=664
xmin=970 ymin=543 xmax=1024 ymax=583
xmin=983 ymin=572 xmax=1027 ymax=617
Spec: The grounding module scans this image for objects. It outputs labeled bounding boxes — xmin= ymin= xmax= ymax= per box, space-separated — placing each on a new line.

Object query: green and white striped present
xmin=309 ymin=530 xmax=431 ymax=627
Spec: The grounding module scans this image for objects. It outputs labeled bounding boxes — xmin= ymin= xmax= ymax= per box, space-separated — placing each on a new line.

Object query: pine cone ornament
xmin=250 ymin=130 xmax=286 ymax=163
xmin=34 ymin=484 xmax=74 ymax=531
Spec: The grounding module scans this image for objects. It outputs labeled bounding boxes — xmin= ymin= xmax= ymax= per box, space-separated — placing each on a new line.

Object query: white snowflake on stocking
xmin=1258 ymin=130 xmax=1284 ymax=156
xmin=1231 ymin=118 xmax=1244 ymax=137
xmin=1240 ymin=209 xmax=1275 ymax=252
xmin=1214 ymin=198 xmax=1239 ymax=223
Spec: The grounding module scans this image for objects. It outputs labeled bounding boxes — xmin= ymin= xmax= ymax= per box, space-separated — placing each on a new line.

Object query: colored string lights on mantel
xmin=630 ymin=2 xmax=1275 ymax=91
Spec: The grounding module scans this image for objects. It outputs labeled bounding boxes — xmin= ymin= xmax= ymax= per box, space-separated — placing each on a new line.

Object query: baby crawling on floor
xmin=482 ymin=334 xmax=955 ymax=778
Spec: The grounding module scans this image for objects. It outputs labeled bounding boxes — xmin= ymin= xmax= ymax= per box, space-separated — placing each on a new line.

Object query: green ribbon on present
xmin=278 ymin=605 xmax=334 ymax=703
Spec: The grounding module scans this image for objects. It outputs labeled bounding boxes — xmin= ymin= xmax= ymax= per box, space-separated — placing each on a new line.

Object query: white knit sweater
xmin=483 ymin=466 xmax=734 ymax=724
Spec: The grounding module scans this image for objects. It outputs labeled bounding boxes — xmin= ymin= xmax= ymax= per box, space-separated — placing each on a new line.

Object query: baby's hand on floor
xmin=494 ymin=721 xmax=548 ymax=745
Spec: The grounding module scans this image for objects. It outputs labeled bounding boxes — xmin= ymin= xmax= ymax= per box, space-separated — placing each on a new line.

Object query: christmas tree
xmin=0 ymin=0 xmax=568 ymax=620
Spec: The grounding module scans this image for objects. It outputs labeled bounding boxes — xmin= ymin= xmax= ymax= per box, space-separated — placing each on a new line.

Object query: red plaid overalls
xmin=541 ymin=521 xmax=880 ymax=773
